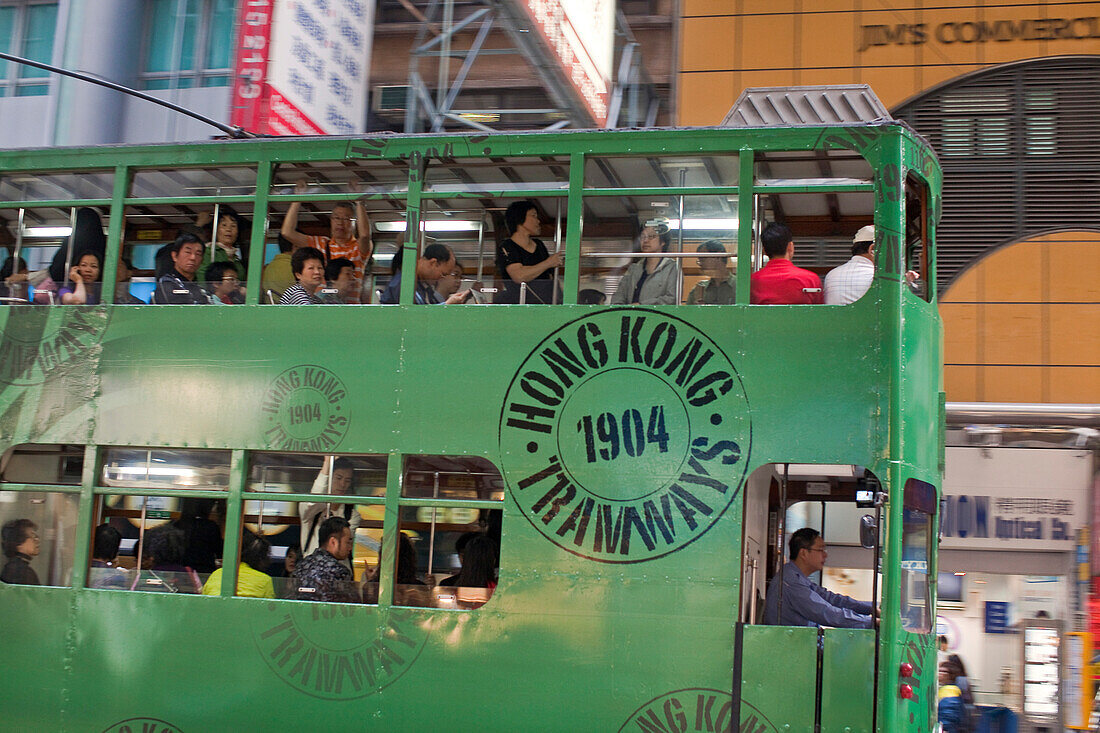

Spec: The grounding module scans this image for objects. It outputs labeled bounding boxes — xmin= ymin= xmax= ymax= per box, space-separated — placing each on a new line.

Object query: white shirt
xmin=823 ymin=255 xmax=875 ymax=305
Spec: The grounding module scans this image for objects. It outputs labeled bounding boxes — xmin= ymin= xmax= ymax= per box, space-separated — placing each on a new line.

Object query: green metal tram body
xmin=0 ymin=123 xmax=942 ymax=732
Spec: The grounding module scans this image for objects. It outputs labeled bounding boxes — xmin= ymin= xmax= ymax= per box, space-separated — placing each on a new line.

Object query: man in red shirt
xmin=750 ymin=222 xmax=823 ymax=304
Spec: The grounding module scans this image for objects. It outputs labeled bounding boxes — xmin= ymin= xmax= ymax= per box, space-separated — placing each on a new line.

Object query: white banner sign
xmin=267 ymin=0 xmax=375 ymax=135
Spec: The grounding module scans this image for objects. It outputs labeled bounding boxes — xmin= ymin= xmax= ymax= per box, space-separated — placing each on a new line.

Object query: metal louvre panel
xmin=894 ymin=58 xmax=1100 ymax=294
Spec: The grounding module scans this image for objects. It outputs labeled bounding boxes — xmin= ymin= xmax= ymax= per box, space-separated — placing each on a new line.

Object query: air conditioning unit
xmin=373 ymin=85 xmax=411 ymax=113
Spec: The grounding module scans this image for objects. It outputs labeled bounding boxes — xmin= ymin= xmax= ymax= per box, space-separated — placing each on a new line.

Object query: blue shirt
xmin=378 ymin=272 xmax=441 ymax=305
xmin=763 ymin=562 xmax=873 ymax=628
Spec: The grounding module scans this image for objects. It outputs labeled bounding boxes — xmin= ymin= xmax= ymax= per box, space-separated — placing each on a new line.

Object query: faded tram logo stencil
xmin=619 ymin=688 xmax=778 ymax=733
xmin=100 ymin=718 xmax=182 ymax=733
xmin=261 ymin=365 xmax=350 ymax=452
xmin=500 ymin=310 xmax=751 ymax=564
xmin=253 ymin=602 xmax=428 ymax=700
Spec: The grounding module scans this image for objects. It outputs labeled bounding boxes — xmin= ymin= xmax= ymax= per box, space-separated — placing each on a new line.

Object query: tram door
xmin=736 ymin=464 xmax=877 ymax=732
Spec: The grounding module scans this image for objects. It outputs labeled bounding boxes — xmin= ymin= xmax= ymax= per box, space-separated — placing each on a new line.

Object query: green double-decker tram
xmin=0 ymin=108 xmax=943 ymax=731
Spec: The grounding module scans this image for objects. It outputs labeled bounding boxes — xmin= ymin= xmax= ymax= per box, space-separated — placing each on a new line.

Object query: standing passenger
xmin=750 ymin=223 xmax=823 ymax=305
xmin=299 ymin=456 xmax=362 ymax=570
xmin=280 ymin=179 xmax=373 ymax=299
xmin=153 ymin=233 xmax=214 ymax=304
xmin=495 ymin=200 xmax=562 ymax=304
xmin=611 ymin=221 xmax=679 ymax=305
xmin=0 ymin=519 xmax=40 ymax=585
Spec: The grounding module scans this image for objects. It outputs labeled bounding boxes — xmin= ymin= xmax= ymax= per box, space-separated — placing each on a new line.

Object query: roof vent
xmin=722 ymin=84 xmax=893 ymax=127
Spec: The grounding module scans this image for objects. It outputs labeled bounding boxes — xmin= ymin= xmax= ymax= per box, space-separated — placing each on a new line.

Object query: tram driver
xmin=763 ymin=527 xmax=875 ymax=629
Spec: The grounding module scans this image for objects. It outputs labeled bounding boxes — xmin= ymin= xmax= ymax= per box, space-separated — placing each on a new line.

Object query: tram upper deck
xmin=0 ymin=123 xmax=943 ymax=732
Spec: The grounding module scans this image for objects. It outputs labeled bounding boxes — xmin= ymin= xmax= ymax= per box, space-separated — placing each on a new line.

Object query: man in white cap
xmin=823 ymin=225 xmax=876 ymax=305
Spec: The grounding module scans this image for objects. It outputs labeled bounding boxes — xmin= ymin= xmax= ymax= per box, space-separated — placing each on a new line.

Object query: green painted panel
xmin=821 ymin=628 xmax=875 ymax=732
xmin=741 ymin=625 xmax=817 ymax=732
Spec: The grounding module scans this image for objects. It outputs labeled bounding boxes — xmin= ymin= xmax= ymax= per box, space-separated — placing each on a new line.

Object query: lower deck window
xmin=0 ymin=491 xmax=79 ymax=587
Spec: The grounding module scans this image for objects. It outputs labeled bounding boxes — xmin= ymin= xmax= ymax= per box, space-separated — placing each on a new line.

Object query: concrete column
xmin=52 ymin=0 xmax=145 ymax=145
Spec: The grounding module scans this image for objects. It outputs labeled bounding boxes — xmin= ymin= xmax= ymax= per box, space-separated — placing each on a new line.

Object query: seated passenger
xmin=378 ymin=244 xmax=469 ymax=304
xmin=686 ymin=239 xmax=736 ymax=305
xmin=205 ymin=261 xmax=245 ymax=305
xmin=611 ymin=221 xmax=678 ymax=306
xmin=299 ymin=456 xmax=362 ymax=571
xmin=279 ymin=246 xmax=337 ymax=304
xmin=937 ymin=663 xmax=967 ymax=733
xmin=0 ymin=518 xmax=40 ymax=585
xmin=495 ymin=200 xmax=562 ymax=304
xmin=433 ymin=261 xmax=464 ymax=304
xmin=153 ymin=233 xmax=214 ymax=304
xmin=763 ymin=527 xmax=873 ymax=628
xmin=438 ymin=531 xmax=478 ymax=586
xmin=750 ymin=223 xmax=823 ymax=305
xmin=823 ymin=226 xmax=876 ymax=305
xmin=445 ymin=533 xmax=497 ymax=594
xmin=133 ymin=524 xmax=202 ymax=593
xmin=292 ymin=516 xmax=356 ymax=602
xmin=40 ymin=207 xmax=106 ymax=304
xmin=89 ymin=523 xmax=130 ymax=590
xmin=262 ymin=234 xmax=296 ymax=300
xmin=201 ymin=530 xmax=275 ymax=598
xmin=114 ymin=257 xmax=147 ymax=305
xmin=191 ymin=206 xmax=247 ymax=283
xmin=59 ymin=251 xmax=102 ymax=305
xmin=0 ymin=256 xmax=30 ymax=302
xmin=324 ymin=257 xmax=357 ymax=304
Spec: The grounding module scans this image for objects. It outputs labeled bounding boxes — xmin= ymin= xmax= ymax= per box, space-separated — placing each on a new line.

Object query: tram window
xmin=121 ymin=202 xmax=257 ymax=305
xmin=396 ymin=455 xmax=503 ymax=610
xmin=900 ymin=479 xmax=936 ymax=633
xmin=1 ymin=444 xmax=84 ymax=485
xmin=580 ymin=195 xmax=737 ymax=305
xmin=93 ymin=494 xmax=224 ymax=593
xmin=0 ymin=491 xmax=79 ymax=588
xmin=747 ymin=463 xmax=883 ymax=627
xmin=0 ymin=170 xmax=114 ymax=202
xmin=0 ymin=206 xmax=113 ymax=305
xmin=905 ymin=173 xmax=934 ymax=303
xmin=101 ymin=448 xmax=231 ymax=491
xmin=247 ymin=452 xmax=386 ymax=600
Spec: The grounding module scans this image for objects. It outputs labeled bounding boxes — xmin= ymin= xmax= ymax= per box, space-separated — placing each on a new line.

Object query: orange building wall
xmin=679 ymin=0 xmax=1100 ymax=125
xmin=940 ymin=231 xmax=1100 ymax=403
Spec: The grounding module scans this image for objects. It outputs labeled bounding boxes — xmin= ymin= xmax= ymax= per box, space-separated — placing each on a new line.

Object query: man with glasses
xmin=281 ymin=179 xmax=373 ymax=301
xmin=763 ymin=527 xmax=874 ymax=628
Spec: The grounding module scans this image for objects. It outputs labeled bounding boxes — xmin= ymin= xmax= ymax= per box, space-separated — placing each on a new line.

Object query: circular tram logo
xmin=261 ymin=365 xmax=350 ymax=452
xmin=500 ymin=309 xmax=751 ymax=563
xmin=253 ymin=602 xmax=429 ymax=700
xmin=101 ymin=719 xmax=182 ymax=733
xmin=619 ymin=688 xmax=777 ymax=733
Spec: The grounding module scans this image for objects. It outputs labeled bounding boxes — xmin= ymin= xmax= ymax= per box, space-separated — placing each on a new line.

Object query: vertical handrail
xmin=62 ymin=207 xmax=76 ymax=285
xmin=552 ymin=197 xmax=562 ymax=304
xmin=735 ymin=150 xmax=754 ymax=304
xmin=675 ymin=169 xmax=685 ymax=304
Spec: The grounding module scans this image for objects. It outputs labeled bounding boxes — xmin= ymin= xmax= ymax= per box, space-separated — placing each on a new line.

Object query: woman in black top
xmin=495 ymin=200 xmax=563 ymax=303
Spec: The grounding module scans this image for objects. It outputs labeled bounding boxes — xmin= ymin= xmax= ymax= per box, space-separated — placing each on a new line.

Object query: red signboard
xmin=229 ymin=0 xmax=275 ymax=133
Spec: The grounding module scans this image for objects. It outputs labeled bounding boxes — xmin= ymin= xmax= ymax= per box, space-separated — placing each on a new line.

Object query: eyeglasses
xmin=808 ymin=546 xmax=827 ymax=554
xmin=221 ymin=277 xmax=239 ymax=283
